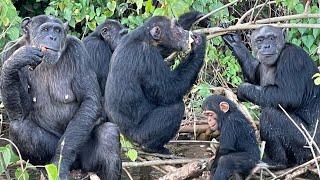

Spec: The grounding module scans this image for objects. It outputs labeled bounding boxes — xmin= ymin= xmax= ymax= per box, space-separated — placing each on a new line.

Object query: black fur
xmin=104 ymin=16 xmax=206 ymax=154
xmin=83 ymin=20 xmax=127 ymax=95
xmin=0 ymin=15 xmax=121 ymax=179
xmin=222 ymin=26 xmax=320 ymax=167
xmin=203 ymin=95 xmax=259 ymax=180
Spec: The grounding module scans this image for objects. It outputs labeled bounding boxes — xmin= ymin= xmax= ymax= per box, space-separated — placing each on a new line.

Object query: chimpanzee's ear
xmin=282 ymin=28 xmax=286 ymax=40
xmin=101 ymin=26 xmax=109 ymax=39
xmin=21 ymin=17 xmax=31 ymax=35
xmin=219 ymin=102 xmax=229 ymax=113
xmin=150 ymin=26 xmax=161 ymax=40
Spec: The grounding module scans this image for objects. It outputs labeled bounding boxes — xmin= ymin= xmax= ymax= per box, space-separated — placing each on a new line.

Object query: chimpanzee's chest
xmin=260 ymin=65 xmax=276 ymax=86
xmin=27 ymin=70 xmax=76 ymax=105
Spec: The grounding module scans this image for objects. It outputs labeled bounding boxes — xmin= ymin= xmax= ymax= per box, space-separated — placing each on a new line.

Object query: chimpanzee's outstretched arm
xmin=222 ymin=33 xmax=260 ymax=84
xmin=178 ymin=11 xmax=211 ymax=30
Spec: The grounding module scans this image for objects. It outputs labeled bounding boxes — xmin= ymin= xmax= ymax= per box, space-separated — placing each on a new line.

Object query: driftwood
xmin=159 ymin=160 xmax=208 ymax=180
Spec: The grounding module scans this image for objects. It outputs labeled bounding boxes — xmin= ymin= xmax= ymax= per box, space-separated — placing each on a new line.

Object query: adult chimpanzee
xmin=222 ymin=25 xmax=320 ymax=167
xmin=203 ymin=95 xmax=259 ymax=180
xmin=104 ymin=16 xmax=207 ymax=154
xmin=83 ymin=20 xmax=128 ymax=95
xmin=0 ymin=15 xmax=121 ymax=179
xmin=83 ymin=12 xmax=210 ymax=95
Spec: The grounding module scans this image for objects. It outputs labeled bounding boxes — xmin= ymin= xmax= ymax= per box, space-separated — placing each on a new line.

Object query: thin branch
xmin=237 ymin=1 xmax=276 ymax=24
xmin=253 ymin=0 xmax=271 ymax=23
xmin=123 ymin=167 xmax=134 ymax=180
xmin=194 ymin=0 xmax=240 ymax=25
xmin=246 ymin=13 xmax=320 ymax=25
xmin=193 ymin=23 xmax=320 ymax=40
xmin=249 ymin=0 xmax=260 ymax=23
xmin=272 ymin=156 xmax=320 ymax=179
xmin=122 ymin=158 xmax=205 ymax=167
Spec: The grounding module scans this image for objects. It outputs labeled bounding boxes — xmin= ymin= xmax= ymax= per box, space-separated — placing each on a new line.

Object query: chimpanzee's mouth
xmin=40 ymin=46 xmax=59 ymax=52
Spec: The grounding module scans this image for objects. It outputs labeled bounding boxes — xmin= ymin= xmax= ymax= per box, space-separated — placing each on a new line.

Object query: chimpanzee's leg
xmin=212 ymin=152 xmax=257 ymax=180
xmin=9 ymin=119 xmax=59 ymax=165
xmin=260 ymin=107 xmax=311 ymax=167
xmin=80 ymin=122 xmax=122 ymax=180
xmin=129 ymin=102 xmax=185 ymax=154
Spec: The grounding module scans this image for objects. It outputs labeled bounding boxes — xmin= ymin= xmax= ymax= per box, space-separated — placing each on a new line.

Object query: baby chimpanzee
xmin=203 ymin=95 xmax=259 ymax=180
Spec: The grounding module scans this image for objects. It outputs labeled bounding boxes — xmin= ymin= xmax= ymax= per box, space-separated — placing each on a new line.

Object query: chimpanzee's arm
xmin=0 ymin=46 xmax=42 ymax=121
xmin=222 ymin=33 xmax=260 ymax=84
xmin=211 ymin=126 xmax=237 ymax=171
xmin=51 ymin=43 xmax=101 ymax=177
xmin=142 ymin=35 xmax=206 ymax=105
xmin=178 ymin=11 xmax=211 ymax=30
xmin=237 ymin=44 xmax=314 ymax=109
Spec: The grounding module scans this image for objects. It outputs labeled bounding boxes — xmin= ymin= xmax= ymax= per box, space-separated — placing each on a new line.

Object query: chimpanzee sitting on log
xmin=105 ymin=15 xmax=207 ymax=154
xmin=221 ymin=25 xmax=320 ymax=168
xmin=0 ymin=15 xmax=121 ymax=179
xmin=203 ymin=95 xmax=259 ymax=180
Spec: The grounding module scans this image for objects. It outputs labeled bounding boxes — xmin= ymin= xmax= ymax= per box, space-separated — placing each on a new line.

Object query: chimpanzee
xmin=0 ymin=15 xmax=121 ymax=179
xmin=221 ymin=25 xmax=320 ymax=167
xmin=83 ymin=20 xmax=128 ymax=95
xmin=202 ymin=95 xmax=259 ymax=180
xmin=104 ymin=16 xmax=207 ymax=154
xmin=83 ymin=12 xmax=210 ymax=95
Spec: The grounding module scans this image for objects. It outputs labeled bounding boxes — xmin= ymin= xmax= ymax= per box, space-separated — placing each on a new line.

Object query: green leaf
xmin=64 ymin=8 xmax=72 ymax=22
xmin=7 ymin=27 xmax=20 ymax=40
xmin=87 ymin=21 xmax=97 ymax=31
xmin=145 ymin=0 xmax=155 ymax=13
xmin=0 ymin=146 xmax=11 ymax=174
xmin=45 ymin=164 xmax=58 ymax=180
xmin=153 ymin=8 xmax=166 ymax=16
xmin=126 ymin=149 xmax=138 ymax=161
xmin=15 ymin=168 xmax=29 ymax=180
xmin=315 ymin=77 xmax=320 ymax=85
xmin=312 ymin=73 xmax=320 ymax=79
xmin=107 ymin=1 xmax=117 ymax=12
xmin=294 ymin=3 xmax=304 ymax=14
xmin=301 ymin=35 xmax=315 ymax=49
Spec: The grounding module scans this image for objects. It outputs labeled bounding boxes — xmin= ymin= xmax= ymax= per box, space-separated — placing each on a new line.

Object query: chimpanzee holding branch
xmin=83 ymin=12 xmax=210 ymax=96
xmin=0 ymin=15 xmax=121 ymax=179
xmin=221 ymin=25 xmax=320 ymax=167
xmin=203 ymin=95 xmax=259 ymax=180
xmin=105 ymin=16 xmax=207 ymax=154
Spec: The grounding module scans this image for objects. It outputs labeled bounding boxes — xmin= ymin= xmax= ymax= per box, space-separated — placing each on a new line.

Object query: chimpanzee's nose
xmin=50 ymin=36 xmax=57 ymax=41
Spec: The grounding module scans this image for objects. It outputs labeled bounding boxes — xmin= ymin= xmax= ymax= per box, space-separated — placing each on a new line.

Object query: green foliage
xmin=120 ymin=134 xmax=138 ymax=161
xmin=0 ymin=0 xmax=21 ymax=51
xmin=45 ymin=164 xmax=59 ymax=180
xmin=313 ymin=73 xmax=320 ymax=85
xmin=0 ymin=144 xmax=29 ymax=180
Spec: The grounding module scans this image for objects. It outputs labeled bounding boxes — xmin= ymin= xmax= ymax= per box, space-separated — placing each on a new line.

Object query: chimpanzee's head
xmin=22 ymin=15 xmax=67 ymax=65
xmin=202 ymin=95 xmax=236 ymax=131
xmin=98 ymin=20 xmax=128 ymax=51
xmin=143 ymin=16 xmax=196 ymax=52
xmin=250 ymin=26 xmax=285 ymax=66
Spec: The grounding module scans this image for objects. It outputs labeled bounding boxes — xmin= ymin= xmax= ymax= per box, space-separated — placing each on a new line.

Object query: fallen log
xmin=159 ymin=159 xmax=208 ymax=180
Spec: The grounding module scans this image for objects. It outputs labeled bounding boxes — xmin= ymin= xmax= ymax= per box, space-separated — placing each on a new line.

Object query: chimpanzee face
xmin=100 ymin=20 xmax=128 ymax=51
xmin=147 ymin=16 xmax=192 ymax=52
xmin=203 ymin=110 xmax=218 ymax=131
xmin=22 ymin=15 xmax=67 ymax=65
xmin=251 ymin=26 xmax=285 ymax=66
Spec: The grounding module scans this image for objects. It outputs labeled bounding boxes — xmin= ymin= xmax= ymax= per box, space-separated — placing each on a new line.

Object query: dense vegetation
xmin=0 ymin=0 xmax=319 ymax=179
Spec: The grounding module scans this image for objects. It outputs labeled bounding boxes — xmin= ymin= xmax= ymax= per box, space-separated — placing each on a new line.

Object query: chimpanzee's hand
xmin=10 ymin=46 xmax=43 ymax=70
xmin=219 ymin=23 xmax=242 ymax=51
xmin=191 ymin=33 xmax=206 ymax=51
xmin=196 ymin=13 xmax=211 ymax=28
xmin=237 ymin=82 xmax=251 ymax=102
